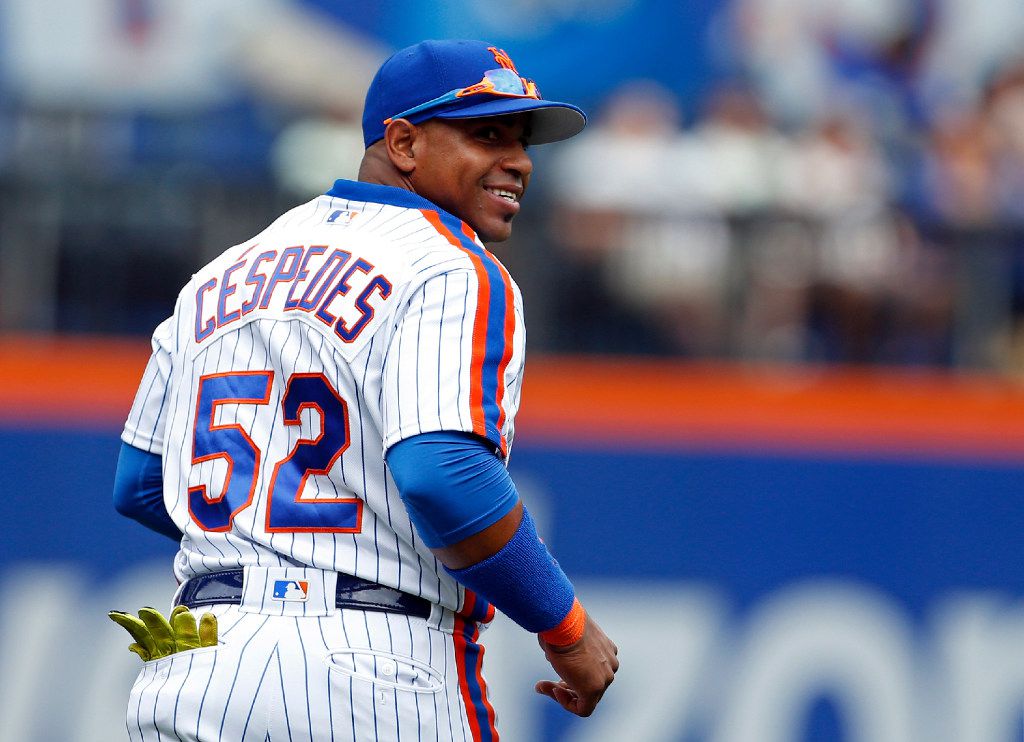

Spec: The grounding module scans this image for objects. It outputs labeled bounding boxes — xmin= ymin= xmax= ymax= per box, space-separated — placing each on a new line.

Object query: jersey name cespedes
xmin=193 ymin=242 xmax=393 ymax=345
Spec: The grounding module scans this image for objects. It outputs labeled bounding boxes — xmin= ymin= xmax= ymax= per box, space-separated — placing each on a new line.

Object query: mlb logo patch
xmin=272 ymin=580 xmax=310 ymax=602
xmin=326 ymin=209 xmax=360 ymax=225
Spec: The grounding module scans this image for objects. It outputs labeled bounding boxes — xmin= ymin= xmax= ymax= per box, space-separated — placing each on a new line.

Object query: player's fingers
xmin=535 ymin=680 xmax=587 ymax=714
xmin=534 ymin=679 xmax=559 ymax=696
xmin=554 ymin=686 xmax=590 ymax=715
xmin=198 ymin=612 xmax=218 ymax=647
xmin=553 ymin=685 xmax=579 ymax=707
xmin=563 ymin=682 xmax=604 ymax=717
xmin=534 ymin=679 xmax=568 ymax=701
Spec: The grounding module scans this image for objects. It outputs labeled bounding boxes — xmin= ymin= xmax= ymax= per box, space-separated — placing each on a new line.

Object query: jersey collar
xmin=326 ymin=179 xmax=454 ymax=217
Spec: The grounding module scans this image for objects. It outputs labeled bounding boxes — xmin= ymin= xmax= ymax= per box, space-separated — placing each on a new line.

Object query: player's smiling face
xmin=410 ymin=114 xmax=532 ymax=243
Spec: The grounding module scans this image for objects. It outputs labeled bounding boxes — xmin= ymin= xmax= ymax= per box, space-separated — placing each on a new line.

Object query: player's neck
xmin=357 ymin=149 xmax=414 ymax=193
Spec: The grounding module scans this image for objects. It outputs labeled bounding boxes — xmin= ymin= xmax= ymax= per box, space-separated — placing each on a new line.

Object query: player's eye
xmin=475 ymin=126 xmax=500 ymax=142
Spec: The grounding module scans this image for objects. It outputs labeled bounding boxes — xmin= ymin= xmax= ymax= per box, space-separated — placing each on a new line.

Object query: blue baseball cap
xmin=362 ymin=39 xmax=586 ymax=148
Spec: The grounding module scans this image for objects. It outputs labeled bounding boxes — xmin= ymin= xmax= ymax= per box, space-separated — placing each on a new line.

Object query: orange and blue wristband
xmin=447 ymin=508 xmax=586 ymax=646
xmin=539 ymin=597 xmax=587 ymax=646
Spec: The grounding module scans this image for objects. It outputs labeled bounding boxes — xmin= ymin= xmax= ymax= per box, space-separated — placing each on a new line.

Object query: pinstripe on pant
xmin=125 ymin=604 xmax=499 ymax=741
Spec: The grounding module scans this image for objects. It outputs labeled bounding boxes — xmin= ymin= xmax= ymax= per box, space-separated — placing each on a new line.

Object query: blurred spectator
xmin=272 ymin=119 xmax=365 ymax=197
xmin=982 ymin=61 xmax=1024 ymax=374
xmin=734 ymin=218 xmax=817 ymax=362
xmin=983 ymin=60 xmax=1024 ymax=224
xmin=909 ymin=57 xmax=1024 ymax=370
xmin=693 ymin=85 xmax=791 ymax=213
xmin=2 ymin=0 xmax=384 ymax=115
xmin=727 ymin=0 xmax=926 ymax=128
xmin=0 ymin=0 xmax=384 ymax=333
xmin=549 ymin=81 xmax=731 ymax=356
xmin=807 ymin=209 xmax=949 ymax=365
xmin=780 ymin=110 xmax=904 ymax=364
xmin=780 ymin=110 xmax=890 ymax=218
xmin=880 ymin=215 xmax=956 ymax=366
xmin=918 ymin=110 xmax=997 ymax=226
xmin=918 ymin=0 xmax=1024 ymax=117
xmin=552 ymin=80 xmax=708 ymax=214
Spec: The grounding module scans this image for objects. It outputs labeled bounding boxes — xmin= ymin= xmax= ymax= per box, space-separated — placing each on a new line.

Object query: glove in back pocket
xmin=142 ymin=641 xmax=222 ymax=668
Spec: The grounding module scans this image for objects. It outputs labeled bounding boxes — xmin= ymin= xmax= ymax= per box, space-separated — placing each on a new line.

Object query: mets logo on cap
xmin=489 ymin=46 xmax=518 ymax=72
xmin=272 ymin=580 xmax=310 ymax=602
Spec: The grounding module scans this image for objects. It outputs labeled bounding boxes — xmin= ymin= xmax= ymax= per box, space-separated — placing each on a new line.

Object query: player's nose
xmin=501 ymin=143 xmax=532 ymax=182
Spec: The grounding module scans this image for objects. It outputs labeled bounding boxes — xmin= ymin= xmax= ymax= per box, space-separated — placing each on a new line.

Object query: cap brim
xmin=435 ymin=98 xmax=586 ymax=145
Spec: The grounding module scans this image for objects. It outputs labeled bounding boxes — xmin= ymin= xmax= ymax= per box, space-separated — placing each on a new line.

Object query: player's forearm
xmin=444 ymin=506 xmax=586 ymax=646
xmin=430 ymin=501 xmax=524 ymax=569
xmin=388 ymin=431 xmax=585 ymax=644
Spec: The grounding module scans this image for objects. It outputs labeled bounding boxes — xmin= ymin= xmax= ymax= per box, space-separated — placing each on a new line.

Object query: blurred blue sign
xmin=2 ymin=425 xmax=1022 ymax=741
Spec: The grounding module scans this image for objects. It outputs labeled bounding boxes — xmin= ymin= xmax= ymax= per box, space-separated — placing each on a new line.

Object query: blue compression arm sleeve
xmin=385 ymin=431 xmax=519 ymax=548
xmin=113 ymin=443 xmax=181 ymax=542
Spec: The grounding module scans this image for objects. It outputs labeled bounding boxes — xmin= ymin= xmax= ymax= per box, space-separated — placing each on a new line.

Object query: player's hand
xmin=108 ymin=605 xmax=218 ymax=661
xmin=535 ymin=614 xmax=618 ymax=717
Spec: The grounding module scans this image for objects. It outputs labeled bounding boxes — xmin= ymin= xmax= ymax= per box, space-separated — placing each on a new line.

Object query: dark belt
xmin=174 ymin=569 xmax=431 ymax=620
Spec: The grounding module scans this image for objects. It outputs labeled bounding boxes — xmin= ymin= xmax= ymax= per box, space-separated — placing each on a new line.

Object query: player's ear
xmin=384 ymin=119 xmax=418 ymax=175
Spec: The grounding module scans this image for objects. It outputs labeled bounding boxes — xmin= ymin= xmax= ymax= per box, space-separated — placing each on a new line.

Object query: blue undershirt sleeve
xmin=113 ymin=442 xmax=182 ymax=542
xmin=385 ymin=431 xmax=519 ymax=548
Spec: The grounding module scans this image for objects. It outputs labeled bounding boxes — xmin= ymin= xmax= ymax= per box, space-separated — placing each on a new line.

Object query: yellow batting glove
xmin=108 ymin=606 xmax=218 ymax=661
xmin=169 ymin=605 xmax=219 ymax=650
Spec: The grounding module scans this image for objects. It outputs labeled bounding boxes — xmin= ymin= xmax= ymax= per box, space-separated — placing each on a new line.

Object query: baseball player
xmin=112 ymin=39 xmax=618 ymax=741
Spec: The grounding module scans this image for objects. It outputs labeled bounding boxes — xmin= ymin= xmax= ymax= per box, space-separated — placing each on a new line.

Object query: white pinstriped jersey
xmin=122 ymin=179 xmax=526 ymax=616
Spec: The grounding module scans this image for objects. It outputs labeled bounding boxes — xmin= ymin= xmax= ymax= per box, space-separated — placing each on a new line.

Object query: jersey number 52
xmin=188 ymin=371 xmax=361 ymax=533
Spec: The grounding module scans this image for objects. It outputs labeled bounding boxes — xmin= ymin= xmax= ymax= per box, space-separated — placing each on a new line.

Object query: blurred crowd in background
xmin=538 ymin=0 xmax=1024 ymax=371
xmin=2 ymin=0 xmax=1024 ymax=373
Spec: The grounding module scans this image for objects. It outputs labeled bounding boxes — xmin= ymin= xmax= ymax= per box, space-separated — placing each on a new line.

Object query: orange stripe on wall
xmin=517 ymin=357 xmax=1024 ymax=461
xmin=0 ymin=334 xmax=151 ymax=427
xmin=4 ymin=336 xmax=1023 ymax=461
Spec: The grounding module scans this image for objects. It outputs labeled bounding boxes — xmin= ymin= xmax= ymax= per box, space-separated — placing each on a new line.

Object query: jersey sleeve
xmin=381 ymin=263 xmax=523 ymax=458
xmin=121 ymin=315 xmax=175 ymax=454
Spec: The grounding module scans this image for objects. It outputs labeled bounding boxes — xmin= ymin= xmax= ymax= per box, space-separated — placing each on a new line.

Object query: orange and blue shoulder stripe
xmin=421 ymin=209 xmax=516 ymax=457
